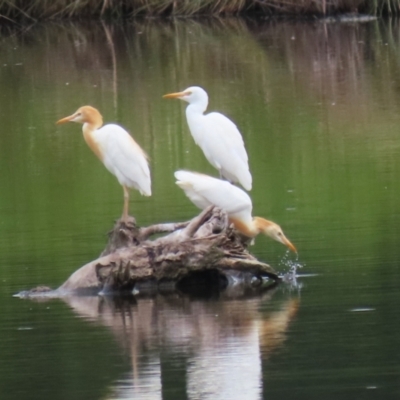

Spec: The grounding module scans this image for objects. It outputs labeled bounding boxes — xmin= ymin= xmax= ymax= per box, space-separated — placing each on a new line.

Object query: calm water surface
xmin=1 ymin=18 xmax=400 ymax=399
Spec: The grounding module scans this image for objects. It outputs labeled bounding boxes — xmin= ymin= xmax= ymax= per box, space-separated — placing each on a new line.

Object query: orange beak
xmin=56 ymin=114 xmax=75 ymax=125
xmin=163 ymin=91 xmax=188 ymax=99
xmin=282 ymin=236 xmax=297 ymax=253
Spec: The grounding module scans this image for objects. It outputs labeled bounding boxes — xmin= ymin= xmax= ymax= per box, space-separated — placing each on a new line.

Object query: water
xmin=1 ymin=18 xmax=400 ymax=399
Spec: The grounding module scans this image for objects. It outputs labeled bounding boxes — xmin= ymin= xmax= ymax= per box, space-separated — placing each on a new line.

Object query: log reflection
xmin=63 ymin=290 xmax=299 ymax=399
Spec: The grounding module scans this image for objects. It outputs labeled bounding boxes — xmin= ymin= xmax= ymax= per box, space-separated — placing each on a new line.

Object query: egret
xmin=163 ymin=86 xmax=252 ymax=190
xmin=175 ymin=170 xmax=296 ymax=252
xmin=56 ymin=106 xmax=151 ymax=221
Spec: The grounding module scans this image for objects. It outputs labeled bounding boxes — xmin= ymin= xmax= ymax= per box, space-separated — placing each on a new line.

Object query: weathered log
xmin=16 ymin=207 xmax=280 ymax=298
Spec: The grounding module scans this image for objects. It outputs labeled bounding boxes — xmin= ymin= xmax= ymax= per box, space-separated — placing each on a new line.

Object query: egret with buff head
xmin=164 ymin=86 xmax=252 ymax=191
xmin=175 ymin=170 xmax=296 ymax=252
xmin=56 ymin=106 xmax=151 ymax=221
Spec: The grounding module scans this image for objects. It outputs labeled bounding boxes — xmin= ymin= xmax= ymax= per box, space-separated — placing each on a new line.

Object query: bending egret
xmin=175 ymin=170 xmax=296 ymax=252
xmin=56 ymin=106 xmax=151 ymax=221
xmin=163 ymin=86 xmax=252 ymax=191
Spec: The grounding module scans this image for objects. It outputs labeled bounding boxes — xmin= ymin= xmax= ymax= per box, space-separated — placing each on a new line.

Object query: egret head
xmin=56 ymin=106 xmax=103 ymax=128
xmin=254 ymin=217 xmax=297 ymax=253
xmin=163 ymin=86 xmax=208 ymax=107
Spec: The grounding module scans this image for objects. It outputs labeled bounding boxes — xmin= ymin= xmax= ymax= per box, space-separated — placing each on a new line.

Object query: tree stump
xmin=16 ymin=207 xmax=280 ymax=298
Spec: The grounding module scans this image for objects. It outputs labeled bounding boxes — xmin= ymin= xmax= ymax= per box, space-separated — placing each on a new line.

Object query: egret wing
xmin=193 ymin=112 xmax=252 ymax=190
xmin=175 ymin=171 xmax=252 ymax=215
xmin=96 ymin=124 xmax=151 ymax=195
xmin=206 ymin=112 xmax=248 ymax=164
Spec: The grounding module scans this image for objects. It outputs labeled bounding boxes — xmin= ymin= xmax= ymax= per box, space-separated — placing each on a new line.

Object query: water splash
xmin=279 ymin=250 xmax=304 ymax=273
xmin=278 ymin=250 xmax=304 ymax=289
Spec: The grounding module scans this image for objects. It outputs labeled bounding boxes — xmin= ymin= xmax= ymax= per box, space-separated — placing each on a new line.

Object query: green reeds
xmin=0 ymin=0 xmax=399 ymax=21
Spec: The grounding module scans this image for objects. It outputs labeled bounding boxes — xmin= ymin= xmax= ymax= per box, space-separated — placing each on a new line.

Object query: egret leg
xmin=122 ymin=185 xmax=130 ymax=221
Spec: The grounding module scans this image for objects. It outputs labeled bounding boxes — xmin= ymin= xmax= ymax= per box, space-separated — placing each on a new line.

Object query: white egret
xmin=164 ymin=86 xmax=252 ymax=190
xmin=175 ymin=170 xmax=296 ymax=252
xmin=57 ymin=106 xmax=151 ymax=221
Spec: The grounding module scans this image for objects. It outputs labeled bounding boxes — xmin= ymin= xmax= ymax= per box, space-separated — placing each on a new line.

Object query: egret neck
xmin=82 ymin=111 xmax=103 ymax=161
xmin=230 ymin=216 xmax=274 ymax=237
xmin=253 ymin=217 xmax=276 ymax=235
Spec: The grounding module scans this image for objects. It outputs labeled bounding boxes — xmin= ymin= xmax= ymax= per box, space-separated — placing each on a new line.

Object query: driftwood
xmin=17 ymin=207 xmax=280 ymax=298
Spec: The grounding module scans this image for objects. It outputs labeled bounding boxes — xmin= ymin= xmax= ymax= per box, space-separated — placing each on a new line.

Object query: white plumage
xmin=164 ymin=86 xmax=252 ymax=191
xmin=95 ymin=124 xmax=151 ymax=196
xmin=175 ymin=170 xmax=252 ymax=224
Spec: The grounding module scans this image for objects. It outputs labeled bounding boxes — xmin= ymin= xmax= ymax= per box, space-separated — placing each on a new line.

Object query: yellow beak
xmin=282 ymin=236 xmax=297 ymax=253
xmin=56 ymin=114 xmax=75 ymax=125
xmin=162 ymin=91 xmax=187 ymax=99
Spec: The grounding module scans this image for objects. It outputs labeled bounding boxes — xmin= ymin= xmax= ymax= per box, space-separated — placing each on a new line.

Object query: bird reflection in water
xmin=63 ymin=288 xmax=299 ymax=400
